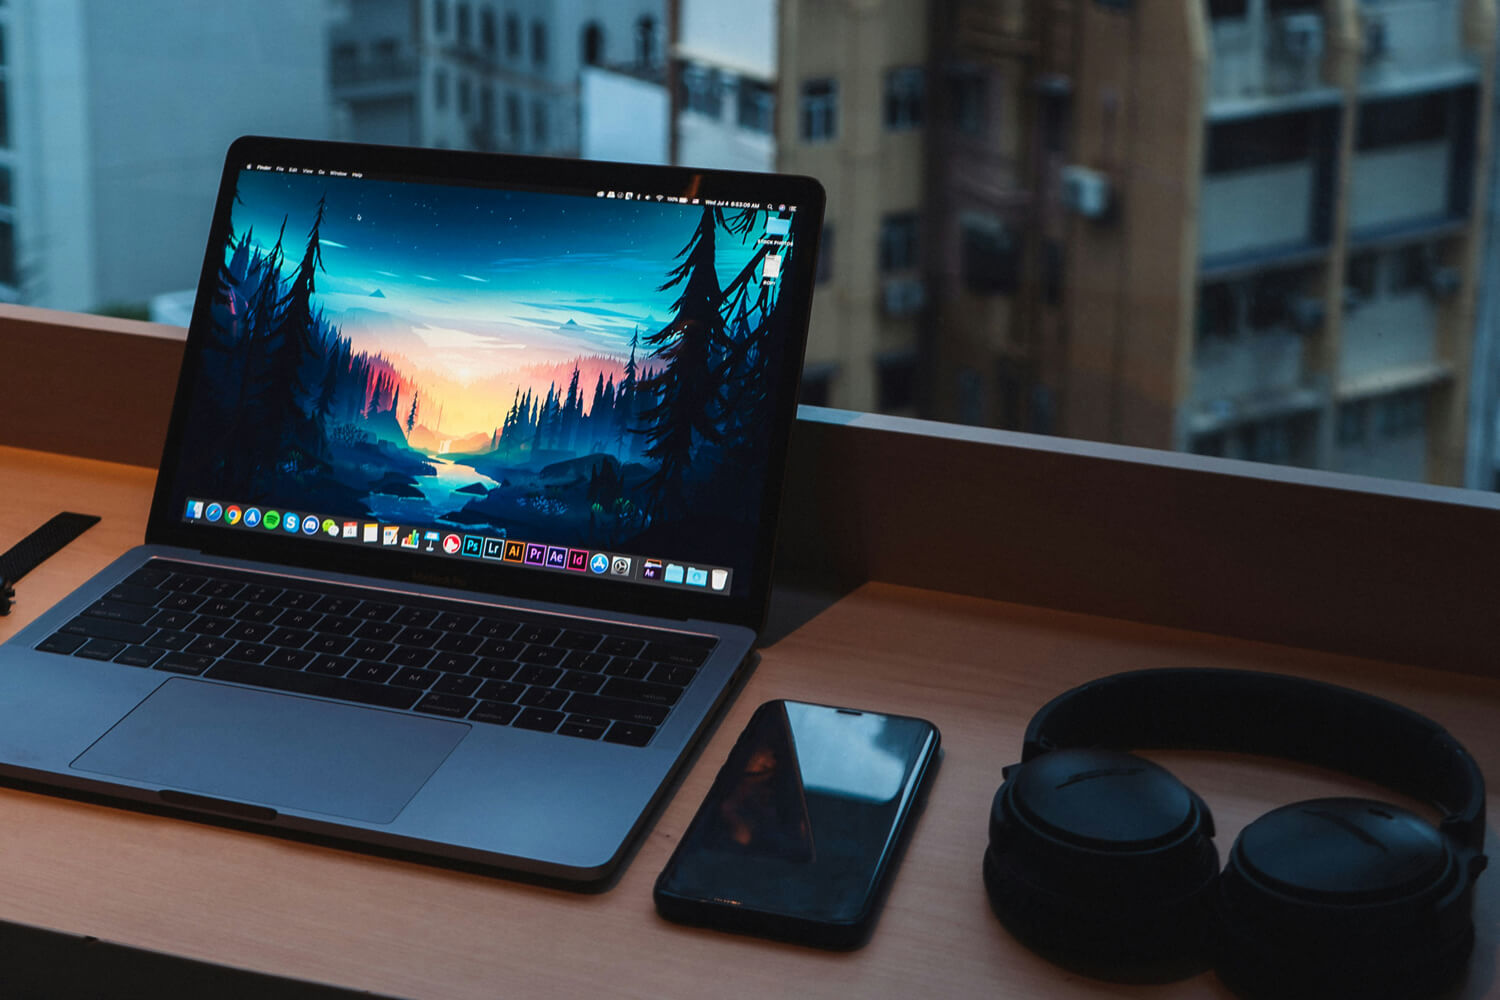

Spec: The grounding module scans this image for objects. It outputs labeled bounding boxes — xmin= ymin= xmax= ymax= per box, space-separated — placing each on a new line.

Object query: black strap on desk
xmin=0 ymin=511 xmax=101 ymax=615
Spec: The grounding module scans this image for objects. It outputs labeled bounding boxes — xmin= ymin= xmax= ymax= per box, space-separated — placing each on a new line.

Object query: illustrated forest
xmin=175 ymin=174 xmax=801 ymax=573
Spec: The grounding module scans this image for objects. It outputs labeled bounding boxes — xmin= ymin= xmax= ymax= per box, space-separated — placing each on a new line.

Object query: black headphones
xmin=983 ymin=669 xmax=1488 ymax=998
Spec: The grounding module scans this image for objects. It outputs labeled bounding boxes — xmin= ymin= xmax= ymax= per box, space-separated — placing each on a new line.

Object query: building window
xmin=1206 ymin=111 xmax=1314 ymax=173
xmin=877 ymin=351 xmax=919 ymax=411
xmin=531 ymin=20 xmax=547 ymax=67
xmin=372 ymin=38 xmax=399 ymax=75
xmin=800 ymin=78 xmax=838 ymax=142
xmin=1197 ymin=281 xmax=1237 ymax=341
xmin=737 ymin=78 xmax=774 ymax=133
xmin=0 ymin=165 xmax=11 ymax=207
xmin=1391 ymin=244 xmax=1429 ymax=294
xmin=800 ymin=363 xmax=836 ymax=406
xmin=582 ymin=22 xmax=604 ymax=67
xmin=1346 ymin=250 xmax=1377 ymax=300
xmin=459 ymin=76 xmax=472 ymax=116
xmin=636 ymin=16 xmax=657 ymax=68
xmin=884 ymin=67 xmax=925 ymax=131
xmin=0 ymin=219 xmax=15 ymax=287
xmin=331 ymin=42 xmax=358 ymax=83
xmin=1207 ymin=0 xmax=1249 ymax=17
xmin=532 ymin=99 xmax=547 ymax=145
xmin=505 ymin=14 xmax=520 ymax=59
xmin=456 ymin=2 xmax=471 ymax=46
xmin=1245 ymin=268 xmax=1300 ymax=331
xmin=433 ymin=0 xmax=448 ymax=35
xmin=959 ymin=215 xmax=1018 ymax=294
xmin=0 ymin=77 xmax=9 ymax=149
xmin=949 ymin=68 xmax=985 ymax=136
xmin=681 ymin=65 xmax=723 ymax=118
xmin=1337 ymin=400 xmax=1369 ymax=447
xmin=506 ymin=92 xmax=521 ymax=139
xmin=434 ymin=68 xmax=449 ymax=110
xmin=1357 ymin=92 xmax=1447 ymax=151
xmin=817 ymin=223 xmax=834 ymax=284
xmin=481 ymin=9 xmax=496 ymax=53
xmin=879 ymin=213 xmax=920 ymax=273
xmin=1376 ymin=389 xmax=1426 ymax=438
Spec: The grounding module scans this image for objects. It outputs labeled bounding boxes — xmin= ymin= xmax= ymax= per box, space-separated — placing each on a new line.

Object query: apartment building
xmin=926 ymin=0 xmax=1494 ymax=486
xmin=0 ymin=0 xmax=330 ymax=314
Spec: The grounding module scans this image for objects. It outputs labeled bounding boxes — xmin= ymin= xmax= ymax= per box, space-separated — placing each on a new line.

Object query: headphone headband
xmin=1023 ymin=668 xmax=1485 ymax=851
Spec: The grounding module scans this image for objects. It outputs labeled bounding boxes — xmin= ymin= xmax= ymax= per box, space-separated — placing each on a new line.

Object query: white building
xmin=0 ymin=0 xmax=332 ymax=313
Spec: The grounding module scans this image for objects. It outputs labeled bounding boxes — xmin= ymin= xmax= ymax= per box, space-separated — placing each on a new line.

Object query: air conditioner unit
xmin=1060 ymin=165 xmax=1112 ymax=220
xmin=882 ymin=278 xmax=926 ymax=317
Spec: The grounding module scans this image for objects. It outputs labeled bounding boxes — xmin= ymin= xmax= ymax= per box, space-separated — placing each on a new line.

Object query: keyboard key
xmin=395 ymin=626 xmax=442 ymax=647
xmin=224 ymin=621 xmax=273 ymax=643
xmin=596 ymin=637 xmax=645 ymax=657
xmin=519 ymin=687 xmax=568 ymax=711
xmin=225 ymin=641 xmax=275 ymax=663
xmin=187 ymin=635 xmax=235 ymax=657
xmin=390 ymin=667 xmax=440 ymax=690
xmin=313 ymin=595 xmax=361 ymax=616
xmin=352 ymin=600 xmax=398 ymax=621
xmin=386 ymin=646 xmax=434 ymax=668
xmin=305 ymin=634 xmax=353 ymax=655
xmin=157 ymin=651 xmax=214 ymax=675
xmin=432 ymin=612 xmax=479 ymax=633
xmin=349 ymin=660 xmax=397 ymax=684
xmin=147 ymin=609 xmax=196 ymax=630
xmin=235 ymin=604 xmax=282 ymax=623
xmin=476 ymin=638 xmax=524 ymax=660
xmin=307 ymin=654 xmax=356 ymax=676
xmin=472 ymin=619 xmax=519 ymax=639
xmin=514 ymin=664 xmax=562 ymax=686
xmin=83 ymin=600 xmax=158 ymax=625
xmin=162 ymin=573 xmax=209 ymax=593
xmin=144 ymin=629 xmax=194 ymax=651
xmin=601 ymin=677 xmax=683 ymax=708
xmin=603 ymin=722 xmax=656 ymax=747
xmin=37 ymin=632 xmax=87 ymax=654
xmin=123 ymin=565 xmax=173 ymax=588
xmin=198 ymin=579 xmax=243 ymax=599
xmin=104 ymin=583 xmax=167 ymax=607
xmin=316 ymin=615 xmax=360 ymax=636
xmin=389 ymin=607 xmax=436 ymax=627
xmin=62 ymin=616 xmax=155 ymax=645
xmin=265 ymin=647 xmax=316 ymax=670
xmin=276 ymin=609 xmax=321 ymax=630
xmin=186 ymin=616 xmax=232 ymax=636
xmin=414 ymin=693 xmax=476 ymax=718
xmin=561 ymin=693 xmax=669 ymax=727
xmin=113 ymin=645 xmax=165 ymax=668
xmin=433 ymin=673 xmax=481 ymax=697
xmin=514 ymin=708 xmax=565 ymax=733
xmin=237 ymin=583 xmax=283 ymax=605
xmin=434 ymin=633 xmax=481 ymax=654
xmin=644 ymin=642 xmax=711 ymax=668
xmin=199 ymin=597 xmax=244 ymax=618
xmin=266 ymin=627 xmax=314 ymax=648
xmin=346 ymin=638 xmax=395 ymax=661
xmin=650 ymin=664 xmax=698 ymax=687
xmin=517 ymin=645 xmax=566 ymax=667
xmin=274 ymin=590 xmax=321 ymax=610
xmin=555 ymin=670 xmax=605 ymax=693
xmin=516 ymin=624 xmax=561 ymax=645
xmin=354 ymin=620 xmax=402 ymax=642
xmin=558 ymin=717 xmax=609 ymax=740
xmin=555 ymin=630 xmax=603 ymax=651
xmin=205 ymin=660 xmax=421 ymax=710
xmin=429 ymin=651 xmax=477 ymax=674
xmin=476 ymin=680 xmax=524 ymax=702
xmin=562 ymin=651 xmax=610 ymax=672
xmin=604 ymin=658 xmax=653 ymax=680
xmin=159 ymin=593 xmax=206 ymax=613
xmin=470 ymin=659 xmax=518 ymax=681
xmin=469 ymin=700 xmax=520 ymax=726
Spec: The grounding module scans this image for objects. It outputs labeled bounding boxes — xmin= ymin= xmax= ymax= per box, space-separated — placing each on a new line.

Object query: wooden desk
xmin=2 ymin=443 xmax=1498 ymax=999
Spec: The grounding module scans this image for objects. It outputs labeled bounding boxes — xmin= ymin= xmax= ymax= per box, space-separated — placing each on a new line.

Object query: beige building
xmin=927 ymin=0 xmax=1495 ymax=486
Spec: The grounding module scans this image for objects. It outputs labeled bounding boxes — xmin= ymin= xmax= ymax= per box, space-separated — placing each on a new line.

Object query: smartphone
xmin=653 ymin=699 xmax=940 ymax=949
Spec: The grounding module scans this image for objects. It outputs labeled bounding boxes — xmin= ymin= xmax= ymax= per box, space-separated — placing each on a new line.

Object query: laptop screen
xmin=154 ymin=138 xmax=821 ymax=626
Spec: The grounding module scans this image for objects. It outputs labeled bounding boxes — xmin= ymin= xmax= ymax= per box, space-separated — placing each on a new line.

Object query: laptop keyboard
xmin=34 ymin=559 xmax=718 ymax=748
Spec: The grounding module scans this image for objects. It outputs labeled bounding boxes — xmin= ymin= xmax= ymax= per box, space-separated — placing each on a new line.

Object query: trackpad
xmin=72 ymin=678 xmax=469 ymax=824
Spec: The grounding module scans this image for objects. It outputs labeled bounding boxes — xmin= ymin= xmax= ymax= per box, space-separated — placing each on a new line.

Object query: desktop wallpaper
xmin=173 ymin=168 xmax=803 ymax=577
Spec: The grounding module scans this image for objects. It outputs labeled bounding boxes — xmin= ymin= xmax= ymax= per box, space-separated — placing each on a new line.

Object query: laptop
xmin=0 ymin=136 xmax=824 ymax=886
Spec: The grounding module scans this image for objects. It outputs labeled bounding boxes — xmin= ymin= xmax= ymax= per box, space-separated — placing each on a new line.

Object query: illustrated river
xmin=362 ymin=456 xmax=499 ymax=524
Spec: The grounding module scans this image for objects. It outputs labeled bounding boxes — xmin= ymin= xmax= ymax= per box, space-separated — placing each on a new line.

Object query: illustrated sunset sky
xmin=229 ymin=170 xmax=770 ymax=439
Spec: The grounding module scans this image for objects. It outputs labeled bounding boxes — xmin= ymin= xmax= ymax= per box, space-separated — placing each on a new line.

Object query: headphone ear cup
xmin=1216 ymin=797 xmax=1478 ymax=1000
xmin=984 ymin=748 xmax=1220 ymax=981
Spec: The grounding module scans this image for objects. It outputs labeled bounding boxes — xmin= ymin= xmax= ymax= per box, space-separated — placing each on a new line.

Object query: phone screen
xmin=654 ymin=700 xmax=939 ymax=944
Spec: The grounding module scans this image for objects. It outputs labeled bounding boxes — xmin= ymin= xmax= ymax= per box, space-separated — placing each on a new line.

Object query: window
xmin=505 ymin=14 xmax=520 ymax=59
xmin=372 ymin=38 xmax=399 ymax=74
xmin=1357 ymin=92 xmax=1447 ymax=150
xmin=1337 ymin=400 xmax=1369 ymax=446
xmin=1391 ymin=244 xmax=1429 ymax=293
xmin=331 ymin=42 xmax=358 ymax=82
xmin=737 ymin=79 xmax=774 ymax=133
xmin=532 ymin=99 xmax=547 ymax=145
xmin=877 ymin=351 xmax=919 ymax=410
xmin=681 ymin=65 xmax=723 ymax=118
xmin=884 ymin=67 xmax=925 ymax=131
xmin=433 ymin=0 xmax=447 ymax=34
xmin=949 ymin=68 xmax=985 ymax=136
xmin=800 ymin=364 xmax=836 ymax=406
xmin=531 ymin=20 xmax=547 ymax=67
xmin=800 ymin=78 xmax=838 ymax=142
xmin=0 ymin=77 xmax=8 ymax=149
xmin=434 ymin=68 xmax=449 ymax=110
xmin=1205 ymin=112 xmax=1314 ymax=173
xmin=1346 ymin=251 xmax=1377 ymax=300
xmin=1246 ymin=268 xmax=1301 ymax=331
xmin=505 ymin=92 xmax=521 ymax=139
xmin=959 ymin=215 xmax=1018 ymax=294
xmin=636 ymin=16 xmax=657 ymax=68
xmin=0 ymin=219 xmax=14 ymax=287
xmin=481 ymin=9 xmax=496 ymax=53
xmin=880 ymin=213 xmax=920 ymax=273
xmin=1376 ymin=389 xmax=1426 ymax=437
xmin=1207 ymin=0 xmax=1249 ymax=17
xmin=817 ymin=223 xmax=834 ymax=284
xmin=456 ymin=2 xmax=471 ymax=46
xmin=0 ymin=164 xmax=11 ymax=206
xmin=459 ymin=76 xmax=472 ymax=116
xmin=582 ymin=22 xmax=604 ymax=67
xmin=1197 ymin=282 xmax=1237 ymax=340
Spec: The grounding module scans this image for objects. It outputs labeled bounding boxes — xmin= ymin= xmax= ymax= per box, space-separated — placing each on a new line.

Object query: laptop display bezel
xmin=144 ymin=135 xmax=824 ymax=633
